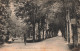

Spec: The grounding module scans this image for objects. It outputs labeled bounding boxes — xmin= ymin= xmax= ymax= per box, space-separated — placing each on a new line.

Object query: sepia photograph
xmin=0 ymin=0 xmax=80 ymax=51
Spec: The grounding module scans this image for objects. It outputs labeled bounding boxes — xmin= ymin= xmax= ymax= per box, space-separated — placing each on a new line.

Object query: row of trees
xmin=15 ymin=0 xmax=46 ymax=41
xmin=0 ymin=0 xmax=74 ymax=42
xmin=15 ymin=0 xmax=66 ymax=41
xmin=0 ymin=0 xmax=80 ymax=43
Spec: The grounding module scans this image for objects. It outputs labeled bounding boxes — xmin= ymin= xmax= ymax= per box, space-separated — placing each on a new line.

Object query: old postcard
xmin=0 ymin=0 xmax=80 ymax=51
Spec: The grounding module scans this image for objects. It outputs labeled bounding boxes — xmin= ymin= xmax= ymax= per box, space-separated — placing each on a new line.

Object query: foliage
xmin=0 ymin=0 xmax=12 ymax=35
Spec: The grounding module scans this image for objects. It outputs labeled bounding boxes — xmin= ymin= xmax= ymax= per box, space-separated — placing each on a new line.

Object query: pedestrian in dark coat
xmin=24 ymin=34 xmax=26 ymax=45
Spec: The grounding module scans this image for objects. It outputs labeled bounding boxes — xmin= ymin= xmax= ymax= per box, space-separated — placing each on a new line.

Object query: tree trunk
xmin=33 ymin=23 xmax=35 ymax=42
xmin=38 ymin=22 xmax=41 ymax=41
xmin=43 ymin=28 xmax=44 ymax=40
xmin=46 ymin=30 xmax=48 ymax=39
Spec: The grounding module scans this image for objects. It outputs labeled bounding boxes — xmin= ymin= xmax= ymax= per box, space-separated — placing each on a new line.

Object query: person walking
xmin=24 ymin=34 xmax=26 ymax=45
